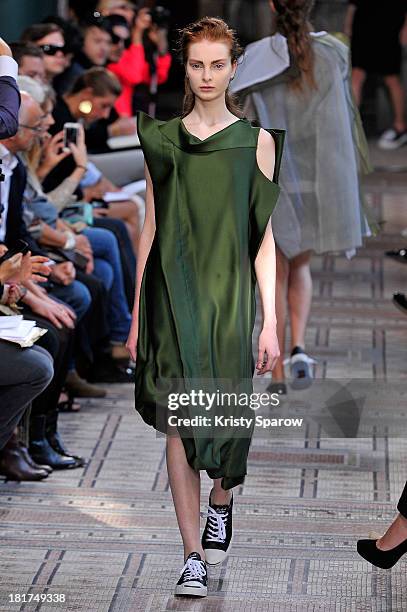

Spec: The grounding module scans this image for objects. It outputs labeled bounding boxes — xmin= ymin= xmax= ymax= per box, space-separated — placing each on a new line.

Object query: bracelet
xmin=63 ymin=232 xmax=76 ymax=250
xmin=76 ymin=164 xmax=87 ymax=172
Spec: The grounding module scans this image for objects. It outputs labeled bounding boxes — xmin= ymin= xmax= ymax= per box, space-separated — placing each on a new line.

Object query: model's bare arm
xmin=254 ymin=128 xmax=280 ymax=374
xmin=126 ymin=161 xmax=156 ymax=360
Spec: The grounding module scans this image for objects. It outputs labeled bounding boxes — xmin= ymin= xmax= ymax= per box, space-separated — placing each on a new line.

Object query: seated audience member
xmin=0 ymin=242 xmax=54 ymax=481
xmin=105 ymin=14 xmax=131 ymax=64
xmin=107 ymin=6 xmax=172 ymax=117
xmin=41 ymin=68 xmax=141 ymax=252
xmin=41 ymin=16 xmax=84 ymax=96
xmin=9 ymin=42 xmax=46 ymax=83
xmin=77 ymin=14 xmax=112 ymax=70
xmin=44 ymin=14 xmax=136 ymax=147
xmin=18 ymin=75 xmax=134 ymax=363
xmin=0 ymin=92 xmax=86 ymax=473
xmin=20 ymin=23 xmax=67 ymax=85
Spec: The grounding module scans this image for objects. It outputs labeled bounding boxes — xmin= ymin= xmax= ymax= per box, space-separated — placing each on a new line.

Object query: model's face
xmin=83 ymin=26 xmax=111 ymax=66
xmin=19 ymin=56 xmax=46 ymax=82
xmin=108 ymin=24 xmax=130 ymax=63
xmin=35 ymin=32 xmax=66 ymax=77
xmin=186 ymin=40 xmax=236 ymax=103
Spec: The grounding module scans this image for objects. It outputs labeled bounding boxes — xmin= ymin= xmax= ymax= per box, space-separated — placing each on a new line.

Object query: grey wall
xmin=0 ymin=0 xmax=60 ymax=41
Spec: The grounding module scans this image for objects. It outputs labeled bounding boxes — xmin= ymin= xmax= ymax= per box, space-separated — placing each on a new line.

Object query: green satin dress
xmin=134 ymin=110 xmax=284 ymax=489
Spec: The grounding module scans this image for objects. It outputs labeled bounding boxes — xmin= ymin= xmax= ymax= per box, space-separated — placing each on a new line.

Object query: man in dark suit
xmin=0 ymin=37 xmax=20 ymax=139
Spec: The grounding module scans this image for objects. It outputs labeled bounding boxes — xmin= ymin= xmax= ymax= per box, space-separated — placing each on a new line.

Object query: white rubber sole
xmin=174 ymin=581 xmax=207 ymax=597
xmin=204 ymin=536 xmax=233 ymax=566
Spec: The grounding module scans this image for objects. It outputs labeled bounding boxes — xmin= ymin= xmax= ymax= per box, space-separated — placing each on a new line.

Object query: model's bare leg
xmin=166 ymin=431 xmax=205 ymax=559
xmin=211 ymin=478 xmax=233 ymax=504
xmin=272 ymin=246 xmax=289 ymax=381
xmin=351 ymin=67 xmax=366 ymax=107
xmin=376 ymin=513 xmax=407 ymax=550
xmin=287 ymin=250 xmax=313 ymax=350
xmin=383 ymin=75 xmax=407 ymax=132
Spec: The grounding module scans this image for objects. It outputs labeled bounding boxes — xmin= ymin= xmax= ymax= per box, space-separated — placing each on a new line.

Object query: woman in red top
xmin=107 ymin=7 xmax=172 ymax=117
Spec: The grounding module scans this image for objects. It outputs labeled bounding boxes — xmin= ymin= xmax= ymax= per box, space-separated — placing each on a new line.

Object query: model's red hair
xmin=176 ymin=17 xmax=244 ymax=118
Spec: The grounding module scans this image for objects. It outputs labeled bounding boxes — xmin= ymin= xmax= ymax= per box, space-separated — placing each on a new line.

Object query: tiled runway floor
xmin=0 ymin=161 xmax=406 ymax=612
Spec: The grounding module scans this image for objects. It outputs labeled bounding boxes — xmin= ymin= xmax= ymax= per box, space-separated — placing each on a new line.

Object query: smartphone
xmin=0 ymin=239 xmax=29 ymax=264
xmin=63 ymin=122 xmax=80 ymax=152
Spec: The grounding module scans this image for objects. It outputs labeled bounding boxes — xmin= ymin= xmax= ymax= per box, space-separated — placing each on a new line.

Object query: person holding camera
xmin=107 ymin=6 xmax=172 ymax=117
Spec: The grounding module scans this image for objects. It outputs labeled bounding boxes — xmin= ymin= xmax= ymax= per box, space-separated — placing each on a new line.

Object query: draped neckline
xmin=180 ymin=117 xmax=245 ymax=143
xmin=157 ymin=114 xmax=257 ymax=152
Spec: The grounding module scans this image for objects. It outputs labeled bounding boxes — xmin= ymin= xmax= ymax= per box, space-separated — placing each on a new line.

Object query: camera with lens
xmin=149 ymin=6 xmax=171 ymax=28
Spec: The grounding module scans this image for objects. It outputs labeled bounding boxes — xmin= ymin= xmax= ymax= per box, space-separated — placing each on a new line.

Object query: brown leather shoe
xmin=65 ymin=370 xmax=106 ymax=398
xmin=0 ymin=437 xmax=49 ymax=481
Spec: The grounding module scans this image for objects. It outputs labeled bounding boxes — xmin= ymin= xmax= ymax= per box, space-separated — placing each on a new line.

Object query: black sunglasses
xmin=110 ymin=32 xmax=130 ymax=45
xmin=38 ymin=44 xmax=67 ymax=56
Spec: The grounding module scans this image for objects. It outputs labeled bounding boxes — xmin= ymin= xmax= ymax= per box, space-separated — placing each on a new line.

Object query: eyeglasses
xmin=38 ymin=44 xmax=66 ymax=56
xmin=18 ymin=123 xmax=45 ymax=133
xmin=111 ymin=32 xmax=130 ymax=45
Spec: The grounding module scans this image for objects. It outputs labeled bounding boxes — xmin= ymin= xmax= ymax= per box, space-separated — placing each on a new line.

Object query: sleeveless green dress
xmin=134 ymin=110 xmax=284 ymax=490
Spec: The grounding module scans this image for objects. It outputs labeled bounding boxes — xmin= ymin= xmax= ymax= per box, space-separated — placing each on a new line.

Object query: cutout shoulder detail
xmin=256 ymin=128 xmax=277 ymax=185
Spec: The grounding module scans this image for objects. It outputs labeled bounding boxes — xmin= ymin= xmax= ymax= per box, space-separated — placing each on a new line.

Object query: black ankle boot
xmin=45 ymin=412 xmax=85 ymax=467
xmin=29 ymin=415 xmax=80 ymax=470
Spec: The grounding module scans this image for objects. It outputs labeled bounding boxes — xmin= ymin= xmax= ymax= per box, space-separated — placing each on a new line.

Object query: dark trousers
xmin=0 ymin=342 xmax=53 ymax=449
xmin=20 ymin=310 xmax=74 ymax=416
xmin=397 ymin=481 xmax=407 ymax=519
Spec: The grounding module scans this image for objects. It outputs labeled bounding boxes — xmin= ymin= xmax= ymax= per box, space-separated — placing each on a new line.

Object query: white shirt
xmin=0 ymin=143 xmax=18 ymax=242
xmin=0 ymin=56 xmax=18 ymax=79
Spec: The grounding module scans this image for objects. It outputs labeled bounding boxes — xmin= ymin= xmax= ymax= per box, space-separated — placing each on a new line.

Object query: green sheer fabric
xmin=134 ymin=110 xmax=284 ymax=489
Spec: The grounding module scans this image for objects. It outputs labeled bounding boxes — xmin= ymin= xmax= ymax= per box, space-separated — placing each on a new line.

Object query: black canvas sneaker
xmin=378 ymin=128 xmax=407 ymax=150
xmin=201 ymin=490 xmax=233 ymax=565
xmin=174 ymin=552 xmax=207 ymax=597
xmin=285 ymin=346 xmax=317 ymax=390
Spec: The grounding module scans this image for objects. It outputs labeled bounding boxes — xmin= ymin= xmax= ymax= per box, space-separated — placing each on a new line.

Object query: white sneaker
xmin=174 ymin=552 xmax=208 ymax=597
xmin=378 ymin=128 xmax=407 ymax=150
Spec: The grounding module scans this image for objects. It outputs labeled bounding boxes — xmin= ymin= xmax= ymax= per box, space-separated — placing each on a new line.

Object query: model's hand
xmin=126 ymin=323 xmax=138 ymax=361
xmin=256 ymin=325 xmax=280 ymax=374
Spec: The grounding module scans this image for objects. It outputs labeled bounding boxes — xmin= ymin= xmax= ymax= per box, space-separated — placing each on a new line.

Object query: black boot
xmin=29 ymin=415 xmax=81 ymax=470
xmin=18 ymin=441 xmax=53 ymax=474
xmin=45 ymin=412 xmax=86 ymax=468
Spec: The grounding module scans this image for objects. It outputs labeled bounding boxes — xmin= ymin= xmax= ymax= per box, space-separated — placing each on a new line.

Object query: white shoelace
xmin=180 ymin=557 xmax=206 ymax=581
xmin=201 ymin=506 xmax=228 ymax=542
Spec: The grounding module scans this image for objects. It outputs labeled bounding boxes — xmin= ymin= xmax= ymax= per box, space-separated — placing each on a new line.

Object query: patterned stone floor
xmin=1 ymin=152 xmax=407 ymax=611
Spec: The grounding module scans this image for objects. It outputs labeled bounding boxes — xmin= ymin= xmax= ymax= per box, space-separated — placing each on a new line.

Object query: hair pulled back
xmin=176 ymin=16 xmax=244 ymax=118
xmin=273 ymin=0 xmax=316 ymax=91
